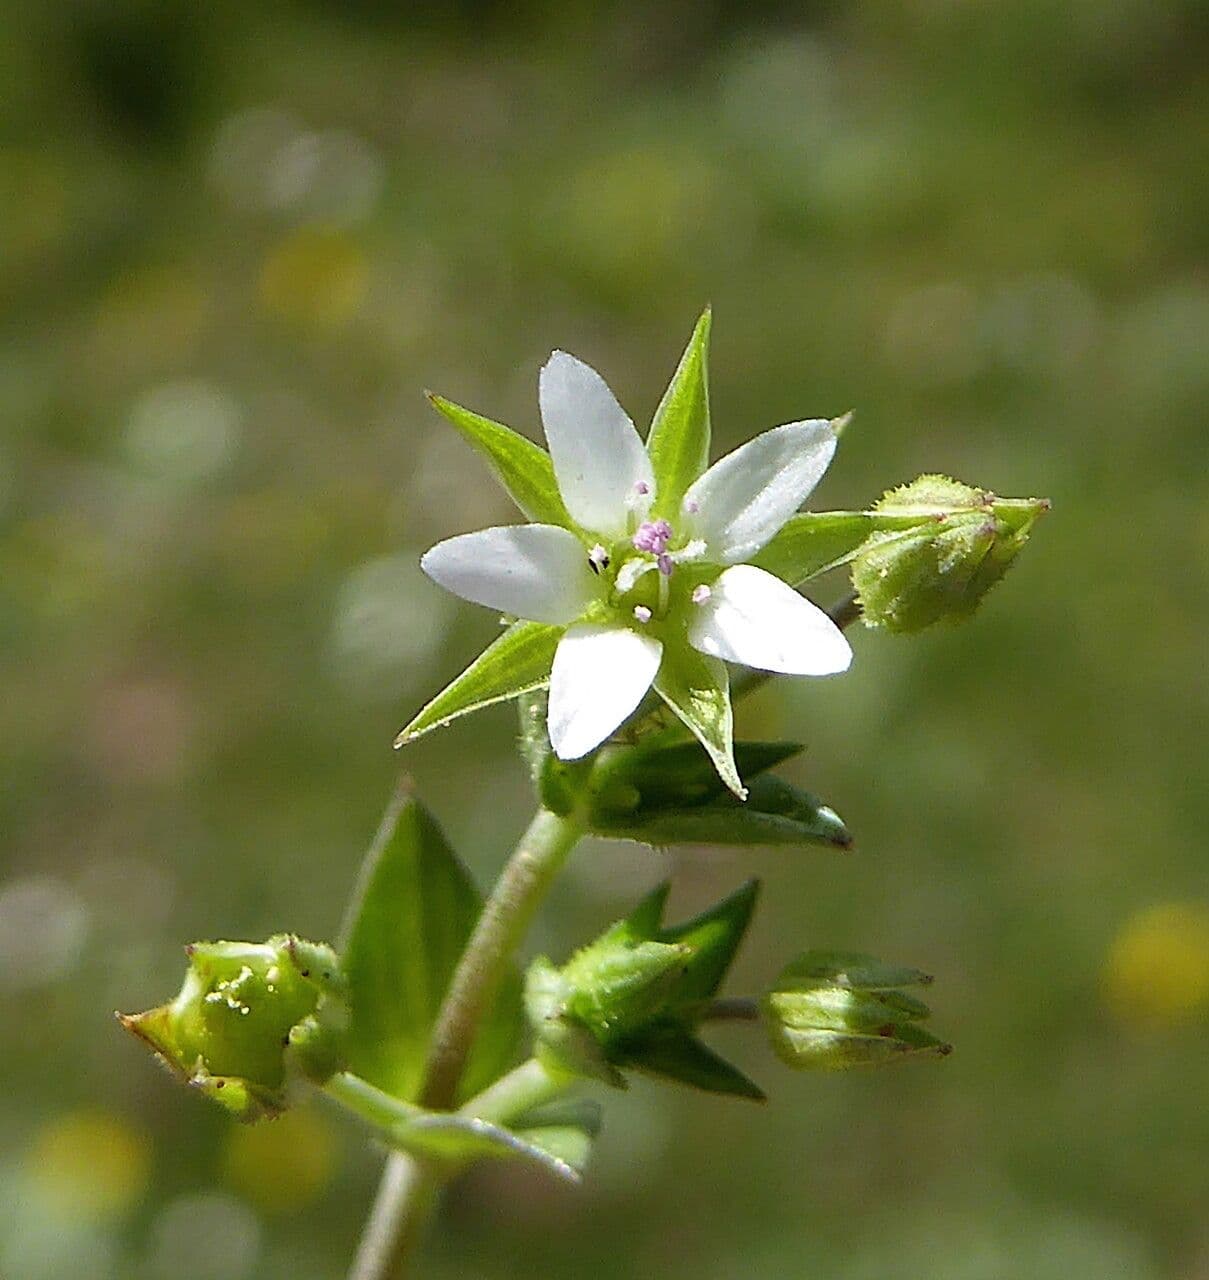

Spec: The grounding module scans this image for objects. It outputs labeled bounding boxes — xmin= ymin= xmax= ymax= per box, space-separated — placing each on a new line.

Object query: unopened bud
xmin=119 ymin=935 xmax=345 ymax=1120
xmin=763 ymin=949 xmax=950 ymax=1070
xmin=525 ymin=882 xmax=763 ymax=1097
xmin=853 ymin=475 xmax=1049 ymax=633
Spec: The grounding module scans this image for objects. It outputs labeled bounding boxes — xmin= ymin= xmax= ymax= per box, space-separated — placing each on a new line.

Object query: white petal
xmin=548 ymin=623 xmax=662 ymax=759
xmin=689 ymin=565 xmax=852 ymax=675
xmin=681 ymin=419 xmax=836 ymax=564
xmin=539 ymin=351 xmax=654 ymax=539
xmin=420 ymin=524 xmax=597 ymax=625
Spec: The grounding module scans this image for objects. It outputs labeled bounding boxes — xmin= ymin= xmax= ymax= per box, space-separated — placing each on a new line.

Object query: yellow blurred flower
xmin=223 ymin=1109 xmax=339 ymax=1215
xmin=1103 ymin=902 xmax=1209 ymax=1029
xmin=27 ymin=1109 xmax=152 ymax=1220
xmin=259 ymin=229 xmax=367 ymax=327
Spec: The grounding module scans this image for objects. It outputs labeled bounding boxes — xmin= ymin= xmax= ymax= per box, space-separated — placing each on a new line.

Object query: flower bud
xmin=525 ymin=882 xmax=763 ymax=1097
xmin=119 ymin=935 xmax=346 ymax=1120
xmin=852 ymin=475 xmax=1049 ymax=633
xmin=763 ymin=949 xmax=950 ymax=1070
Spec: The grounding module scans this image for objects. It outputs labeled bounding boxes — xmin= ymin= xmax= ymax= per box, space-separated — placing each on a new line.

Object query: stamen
xmin=692 ymin=584 xmax=711 ymax=605
xmin=587 ymin=543 xmax=610 ymax=574
xmin=634 ymin=481 xmax=650 ymax=496
xmin=632 ymin=605 xmax=652 ymax=623
xmin=657 ymin=553 xmax=674 ymax=576
xmin=633 ymin=519 xmax=673 ymax=555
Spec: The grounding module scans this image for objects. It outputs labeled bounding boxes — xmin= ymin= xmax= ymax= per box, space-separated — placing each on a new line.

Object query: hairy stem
xmin=349 ymin=805 xmax=585 ymax=1280
xmin=420 ymin=807 xmax=585 ymax=1108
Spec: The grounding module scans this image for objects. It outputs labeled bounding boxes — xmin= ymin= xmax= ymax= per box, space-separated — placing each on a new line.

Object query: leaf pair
xmin=340 ymin=790 xmax=596 ymax=1181
xmin=589 ymin=735 xmax=852 ymax=849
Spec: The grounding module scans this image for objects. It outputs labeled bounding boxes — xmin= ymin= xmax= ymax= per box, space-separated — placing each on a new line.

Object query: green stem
xmin=421 ymin=806 xmax=585 ymax=1108
xmin=348 ymin=805 xmax=586 ymax=1280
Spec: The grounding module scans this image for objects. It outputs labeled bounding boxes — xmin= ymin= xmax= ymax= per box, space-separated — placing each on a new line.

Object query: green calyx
xmin=525 ymin=881 xmax=764 ymax=1099
xmin=852 ymin=475 xmax=1050 ymax=633
xmin=119 ymin=935 xmax=346 ymax=1120
xmin=763 ymin=949 xmax=951 ymax=1070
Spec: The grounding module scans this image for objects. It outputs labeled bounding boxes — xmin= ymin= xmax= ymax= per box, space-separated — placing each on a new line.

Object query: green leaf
xmin=591 ymin=773 xmax=852 ymax=850
xmin=589 ymin=736 xmax=801 ymax=822
xmin=340 ymin=791 xmax=522 ymax=1103
xmin=625 ymin=1028 xmax=765 ymax=1100
xmin=510 ymin=1098 xmax=601 ymax=1178
xmin=647 ymin=307 xmax=711 ymax=519
xmin=401 ymin=1111 xmax=587 ymax=1183
xmin=428 ymin=393 xmax=573 ymax=527
xmin=396 ymin=621 xmax=562 ymax=746
xmin=653 ymin=643 xmax=742 ymax=798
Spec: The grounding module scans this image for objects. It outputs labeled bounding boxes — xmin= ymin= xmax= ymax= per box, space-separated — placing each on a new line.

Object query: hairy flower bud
xmin=119 ymin=935 xmax=346 ymax=1120
xmin=763 ymin=950 xmax=950 ymax=1070
xmin=525 ymin=882 xmax=764 ymax=1098
xmin=852 ymin=475 xmax=1049 ymax=633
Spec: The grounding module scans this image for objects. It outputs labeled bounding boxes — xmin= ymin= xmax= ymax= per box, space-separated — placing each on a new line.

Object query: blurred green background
xmin=3 ymin=1 xmax=1208 ymax=1277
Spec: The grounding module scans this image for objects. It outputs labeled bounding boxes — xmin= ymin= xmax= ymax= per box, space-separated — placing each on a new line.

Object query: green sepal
xmin=750 ymin=510 xmax=925 ymax=586
xmin=590 ymin=735 xmax=801 ymax=820
xmin=646 ymin=307 xmax=711 ymax=520
xmin=778 ymin=950 xmax=933 ymax=992
xmin=119 ymin=935 xmax=346 ymax=1121
xmin=623 ymin=1027 xmax=765 ymax=1101
xmin=396 ymin=621 xmax=562 ymax=746
xmin=767 ymin=986 xmax=933 ymax=1034
xmin=340 ymin=791 xmax=523 ymax=1104
xmin=590 ymin=768 xmax=851 ymax=850
xmin=765 ymin=1021 xmax=951 ymax=1070
xmin=517 ymin=688 xmax=553 ymax=787
xmin=653 ymin=643 xmax=742 ymax=798
xmin=427 ymin=393 xmax=573 ymax=528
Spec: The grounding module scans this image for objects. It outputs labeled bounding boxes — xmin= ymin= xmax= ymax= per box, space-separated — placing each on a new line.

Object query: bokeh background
xmin=3 ymin=1 xmax=1208 ymax=1277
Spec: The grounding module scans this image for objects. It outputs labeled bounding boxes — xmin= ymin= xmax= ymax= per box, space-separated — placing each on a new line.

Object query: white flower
xmin=420 ymin=350 xmax=852 ymax=770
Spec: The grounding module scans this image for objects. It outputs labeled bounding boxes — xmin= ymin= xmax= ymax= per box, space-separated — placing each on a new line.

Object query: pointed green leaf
xmin=654 ymin=644 xmax=742 ymax=798
xmin=626 ymin=1028 xmax=765 ymax=1100
xmin=396 ymin=621 xmax=562 ymax=746
xmin=647 ymin=308 xmax=712 ymax=519
xmin=591 ymin=774 xmax=851 ymax=850
xmin=340 ymin=792 xmax=522 ymax=1103
xmin=404 ymin=1112 xmax=586 ymax=1183
xmin=428 ymin=394 xmax=573 ymax=527
xmin=511 ymin=1098 xmax=600 ymax=1179
xmin=589 ymin=736 xmax=802 ymax=822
